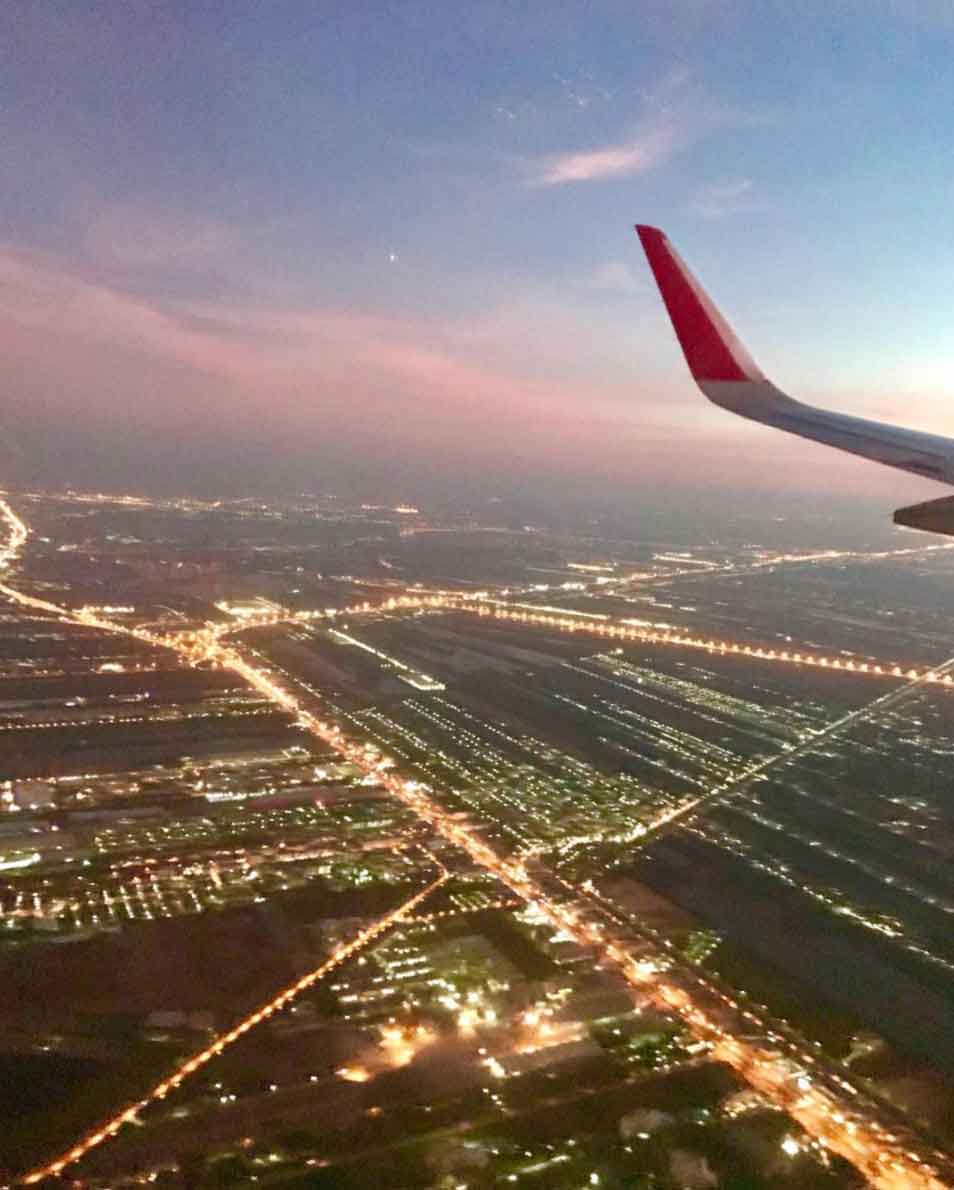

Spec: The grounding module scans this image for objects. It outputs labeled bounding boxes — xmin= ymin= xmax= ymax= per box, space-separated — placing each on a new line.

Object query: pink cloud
xmin=529 ymin=117 xmax=684 ymax=186
xmin=1 ymin=243 xmax=941 ymax=504
xmin=83 ymin=210 xmax=236 ymax=273
xmin=0 ymin=247 xmax=671 ymax=471
xmin=526 ymin=68 xmax=771 ymax=190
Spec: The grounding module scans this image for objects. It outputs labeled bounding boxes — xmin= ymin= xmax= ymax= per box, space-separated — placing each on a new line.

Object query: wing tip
xmin=634 ymin=221 xmax=763 ymax=385
xmin=634 ymin=223 xmax=664 ymax=244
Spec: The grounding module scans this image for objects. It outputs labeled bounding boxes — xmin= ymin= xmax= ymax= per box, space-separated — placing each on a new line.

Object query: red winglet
xmin=635 ymin=225 xmax=762 ymax=384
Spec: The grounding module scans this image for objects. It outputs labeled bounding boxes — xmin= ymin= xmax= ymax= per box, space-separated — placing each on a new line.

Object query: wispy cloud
xmin=689 ymin=178 xmax=757 ymax=218
xmin=531 ymin=117 xmax=683 ymax=186
xmin=0 ymin=245 xmax=666 ymax=468
xmin=0 ymin=240 xmax=877 ymax=497
xmin=586 ymin=260 xmax=643 ymax=294
xmin=525 ymin=67 xmax=769 ymax=189
xmin=83 ymin=210 xmax=236 ymax=274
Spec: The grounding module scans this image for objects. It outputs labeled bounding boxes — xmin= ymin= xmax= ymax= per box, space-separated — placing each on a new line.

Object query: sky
xmin=3 ymin=0 xmax=954 ymax=515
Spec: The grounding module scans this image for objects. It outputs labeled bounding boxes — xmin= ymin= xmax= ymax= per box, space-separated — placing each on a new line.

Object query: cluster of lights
xmin=19 ymin=863 xmax=448 ymax=1183
xmin=172 ymin=589 xmax=954 ymax=705
xmin=1 ymin=500 xmax=950 ymax=1189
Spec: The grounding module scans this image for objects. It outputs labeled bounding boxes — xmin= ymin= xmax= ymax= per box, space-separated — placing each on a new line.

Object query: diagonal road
xmin=639 ymin=650 xmax=954 ymax=841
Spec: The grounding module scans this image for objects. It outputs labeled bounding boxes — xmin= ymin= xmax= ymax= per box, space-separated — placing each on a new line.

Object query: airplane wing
xmin=635 ymin=224 xmax=954 ymax=534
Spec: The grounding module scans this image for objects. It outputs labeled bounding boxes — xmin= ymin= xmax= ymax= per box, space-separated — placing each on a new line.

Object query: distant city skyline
xmin=3 ymin=2 xmax=954 ymax=512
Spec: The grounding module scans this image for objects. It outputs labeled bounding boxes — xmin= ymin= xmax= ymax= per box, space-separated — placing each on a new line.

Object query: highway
xmin=1 ymin=498 xmax=953 ymax=1188
xmin=460 ymin=600 xmax=954 ymax=690
xmin=176 ymin=591 xmax=954 ymax=698
xmin=634 ymin=648 xmax=954 ymax=840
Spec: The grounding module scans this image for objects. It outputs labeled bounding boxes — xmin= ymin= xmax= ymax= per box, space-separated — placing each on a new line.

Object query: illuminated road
xmin=0 ymin=499 xmax=27 ymax=570
xmin=18 ymin=860 xmax=448 ymax=1184
xmin=198 ymin=591 xmax=954 ymax=699
xmin=635 ymin=648 xmax=954 ymax=841
xmin=1 ymin=500 xmax=952 ymax=1189
xmin=460 ymin=600 xmax=954 ymax=690
xmin=205 ymin=646 xmax=954 ymax=1190
xmin=624 ymin=540 xmax=954 ymax=590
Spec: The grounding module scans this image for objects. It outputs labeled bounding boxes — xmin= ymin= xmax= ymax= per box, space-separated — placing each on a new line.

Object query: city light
xmin=1 ymin=498 xmax=951 ymax=1190
xmin=18 ymin=858 xmax=448 ymax=1184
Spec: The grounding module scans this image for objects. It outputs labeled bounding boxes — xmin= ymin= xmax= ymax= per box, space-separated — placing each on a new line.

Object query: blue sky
xmin=2 ymin=1 xmax=954 ymax=504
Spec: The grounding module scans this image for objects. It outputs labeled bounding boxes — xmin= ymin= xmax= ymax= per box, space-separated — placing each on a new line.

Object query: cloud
xmin=586 ymin=260 xmax=643 ymax=294
xmin=528 ymin=113 xmax=685 ymax=186
xmin=689 ymin=178 xmax=757 ymax=219
xmin=83 ymin=210 xmax=236 ymax=274
xmin=525 ymin=66 xmax=771 ymax=190
xmin=0 ymin=245 xmax=677 ymax=483
xmin=4 ymin=237 xmax=890 ymax=501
